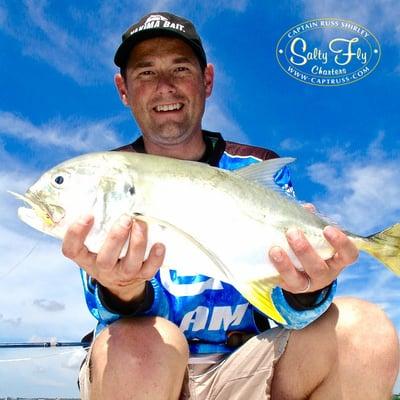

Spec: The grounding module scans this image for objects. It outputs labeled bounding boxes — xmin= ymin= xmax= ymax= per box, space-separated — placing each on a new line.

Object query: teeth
xmin=155 ymin=103 xmax=183 ymax=112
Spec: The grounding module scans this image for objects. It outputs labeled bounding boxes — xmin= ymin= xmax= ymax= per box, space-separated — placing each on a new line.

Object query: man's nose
xmin=155 ymin=73 xmax=177 ymax=94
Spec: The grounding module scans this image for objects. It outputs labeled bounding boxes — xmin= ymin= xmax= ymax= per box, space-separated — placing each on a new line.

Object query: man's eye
xmin=175 ymin=66 xmax=189 ymax=73
xmin=140 ymin=70 xmax=154 ymax=76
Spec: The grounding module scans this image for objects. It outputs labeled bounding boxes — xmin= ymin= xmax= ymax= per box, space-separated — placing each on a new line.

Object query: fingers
xmin=141 ymin=243 xmax=166 ymax=278
xmin=286 ymin=228 xmax=332 ymax=287
xmin=302 ymin=203 xmax=316 ymax=213
xmin=119 ymin=220 xmax=164 ymax=280
xmin=323 ymin=226 xmax=359 ymax=270
xmin=97 ymin=215 xmax=133 ymax=271
xmin=62 ymin=214 xmax=97 ymax=274
xmin=270 ymin=226 xmax=359 ymax=294
xmin=63 ymin=213 xmax=165 ymax=285
xmin=270 ymin=246 xmax=311 ymax=293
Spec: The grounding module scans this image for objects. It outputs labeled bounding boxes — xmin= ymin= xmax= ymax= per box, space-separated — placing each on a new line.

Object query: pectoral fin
xmin=132 ymin=213 xmax=231 ymax=282
xmin=133 ymin=214 xmax=286 ymax=323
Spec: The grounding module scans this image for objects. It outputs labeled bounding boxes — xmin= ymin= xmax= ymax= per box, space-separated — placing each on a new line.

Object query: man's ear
xmin=204 ymin=64 xmax=214 ymax=98
xmin=114 ymin=73 xmax=130 ymax=106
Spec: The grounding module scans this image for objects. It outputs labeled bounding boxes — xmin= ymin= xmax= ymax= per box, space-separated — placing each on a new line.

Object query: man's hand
xmin=269 ymin=216 xmax=359 ymax=294
xmin=62 ymin=214 xmax=165 ymax=302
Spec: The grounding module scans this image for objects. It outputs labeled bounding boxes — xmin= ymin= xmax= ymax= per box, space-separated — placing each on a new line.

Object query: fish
xmin=9 ymin=151 xmax=400 ymax=324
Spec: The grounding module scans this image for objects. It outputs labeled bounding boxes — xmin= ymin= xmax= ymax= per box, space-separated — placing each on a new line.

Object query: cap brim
xmin=114 ymin=28 xmax=206 ymax=68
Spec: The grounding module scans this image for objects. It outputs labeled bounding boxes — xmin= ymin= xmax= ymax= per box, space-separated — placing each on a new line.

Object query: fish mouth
xmin=8 ymin=190 xmax=65 ymax=227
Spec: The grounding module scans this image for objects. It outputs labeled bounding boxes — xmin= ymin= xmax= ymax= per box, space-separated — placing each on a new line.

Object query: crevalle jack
xmin=9 ymin=152 xmax=400 ymax=324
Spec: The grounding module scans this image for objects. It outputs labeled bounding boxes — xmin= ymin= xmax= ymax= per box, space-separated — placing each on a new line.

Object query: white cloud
xmin=300 ymin=0 xmax=400 ymax=76
xmin=307 ymin=134 xmax=400 ymax=234
xmin=0 ymin=347 xmax=85 ymax=397
xmin=203 ymin=101 xmax=249 ymax=143
xmin=337 ymin=255 xmax=400 ymax=322
xmin=0 ymin=4 xmax=7 ymax=26
xmin=0 ymin=315 xmax=22 ymax=327
xmin=0 ymin=121 xmax=104 ymax=394
xmin=200 ymin=53 xmax=249 ymax=143
xmin=280 ymin=137 xmax=305 ymax=152
xmin=0 ymin=150 xmax=94 ymax=346
xmin=62 ymin=348 xmax=87 ymax=370
xmin=301 ymin=0 xmax=400 ymax=44
xmin=0 ymin=111 xmax=122 ymax=153
xmin=0 ymin=0 xmax=249 ymax=85
xmin=146 ymin=0 xmax=249 ymax=17
xmin=307 ymin=134 xmax=400 ymax=382
xmin=0 ymin=139 xmax=91 ymax=400
xmin=0 ymin=216 xmax=93 ymax=396
xmin=0 ymin=224 xmax=94 ymax=340
xmin=33 ymin=299 xmax=65 ymax=312
xmin=0 ymin=0 xmax=129 ymax=84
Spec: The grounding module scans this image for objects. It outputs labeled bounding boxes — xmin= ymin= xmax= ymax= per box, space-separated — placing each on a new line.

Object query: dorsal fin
xmin=233 ymin=157 xmax=295 ymax=190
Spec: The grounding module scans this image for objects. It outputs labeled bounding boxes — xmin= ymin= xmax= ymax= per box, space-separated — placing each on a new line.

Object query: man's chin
xmin=148 ymin=124 xmax=192 ymax=144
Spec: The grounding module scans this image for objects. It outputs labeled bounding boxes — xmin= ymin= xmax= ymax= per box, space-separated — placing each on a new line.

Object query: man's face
xmin=117 ymin=37 xmax=213 ymax=147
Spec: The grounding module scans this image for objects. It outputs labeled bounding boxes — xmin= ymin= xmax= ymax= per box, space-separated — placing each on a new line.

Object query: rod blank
xmin=0 ymin=341 xmax=90 ymax=348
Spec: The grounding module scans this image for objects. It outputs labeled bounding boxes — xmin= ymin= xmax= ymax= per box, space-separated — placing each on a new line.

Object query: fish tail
xmin=238 ymin=279 xmax=286 ymax=325
xmin=356 ymin=223 xmax=400 ymax=276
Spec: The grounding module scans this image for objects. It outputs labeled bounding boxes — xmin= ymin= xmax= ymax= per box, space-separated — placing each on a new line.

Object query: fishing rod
xmin=0 ymin=341 xmax=91 ymax=349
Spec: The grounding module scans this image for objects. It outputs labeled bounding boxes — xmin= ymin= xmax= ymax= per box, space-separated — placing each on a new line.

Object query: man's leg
xmin=271 ymin=297 xmax=400 ymax=400
xmin=84 ymin=316 xmax=189 ymax=400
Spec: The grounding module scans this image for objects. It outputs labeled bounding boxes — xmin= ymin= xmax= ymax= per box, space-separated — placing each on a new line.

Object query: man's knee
xmin=90 ymin=316 xmax=189 ymax=380
xmin=335 ymin=297 xmax=398 ymax=352
xmin=272 ymin=297 xmax=399 ymax=399
xmin=334 ymin=297 xmax=399 ymax=383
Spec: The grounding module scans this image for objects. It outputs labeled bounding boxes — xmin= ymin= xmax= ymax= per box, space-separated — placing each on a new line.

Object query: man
xmin=62 ymin=12 xmax=399 ymax=400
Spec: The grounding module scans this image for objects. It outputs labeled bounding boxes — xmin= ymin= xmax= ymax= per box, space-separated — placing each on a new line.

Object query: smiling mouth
xmin=153 ymin=102 xmax=184 ymax=112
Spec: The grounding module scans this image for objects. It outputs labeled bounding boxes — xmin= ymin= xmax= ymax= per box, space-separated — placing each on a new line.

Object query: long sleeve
xmin=80 ymin=270 xmax=170 ymax=332
xmin=270 ymin=283 xmax=336 ymax=329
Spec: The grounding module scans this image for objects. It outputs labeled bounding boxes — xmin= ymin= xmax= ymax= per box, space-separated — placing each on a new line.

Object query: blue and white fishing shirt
xmin=81 ymin=131 xmax=336 ymax=356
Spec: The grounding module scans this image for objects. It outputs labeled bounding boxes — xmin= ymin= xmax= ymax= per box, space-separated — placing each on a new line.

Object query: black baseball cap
xmin=114 ymin=12 xmax=207 ymax=69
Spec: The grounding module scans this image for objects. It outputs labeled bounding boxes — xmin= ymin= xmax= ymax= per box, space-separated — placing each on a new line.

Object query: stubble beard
xmin=147 ymin=117 xmax=197 ymax=146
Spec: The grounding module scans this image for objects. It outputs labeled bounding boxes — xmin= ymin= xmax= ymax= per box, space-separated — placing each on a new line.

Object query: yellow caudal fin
xmin=237 ymin=278 xmax=286 ymax=325
xmin=356 ymin=223 xmax=400 ymax=276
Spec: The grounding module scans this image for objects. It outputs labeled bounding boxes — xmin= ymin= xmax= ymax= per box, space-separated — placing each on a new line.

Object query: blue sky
xmin=1 ymin=0 xmax=400 ymax=397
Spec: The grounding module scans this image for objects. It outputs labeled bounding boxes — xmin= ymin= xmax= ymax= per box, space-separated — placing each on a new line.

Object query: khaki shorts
xmin=79 ymin=327 xmax=290 ymax=400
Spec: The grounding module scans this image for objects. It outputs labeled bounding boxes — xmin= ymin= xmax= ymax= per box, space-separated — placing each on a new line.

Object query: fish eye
xmin=50 ymin=170 xmax=70 ymax=189
xmin=54 ymin=176 xmax=64 ymax=185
